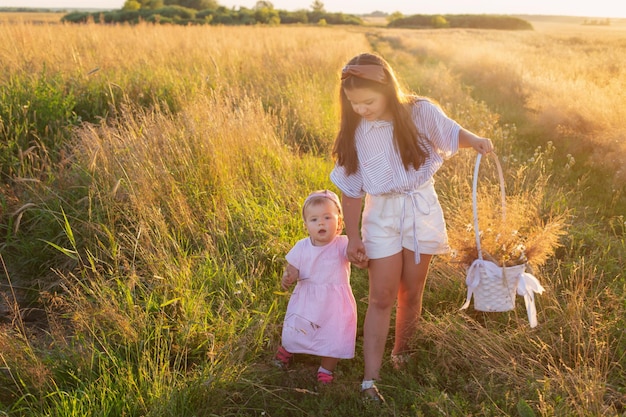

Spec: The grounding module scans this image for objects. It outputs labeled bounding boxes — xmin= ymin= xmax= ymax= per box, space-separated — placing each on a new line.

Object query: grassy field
xmin=0 ymin=16 xmax=625 ymax=416
xmin=0 ymin=11 xmax=65 ymax=23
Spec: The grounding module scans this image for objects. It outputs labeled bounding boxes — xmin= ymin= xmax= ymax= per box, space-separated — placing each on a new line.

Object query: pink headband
xmin=302 ymin=190 xmax=342 ymax=219
xmin=341 ymin=64 xmax=387 ymax=84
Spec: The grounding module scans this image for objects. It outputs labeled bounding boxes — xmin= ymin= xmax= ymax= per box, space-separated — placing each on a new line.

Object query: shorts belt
xmin=401 ymin=189 xmax=430 ymax=263
xmin=380 ymin=185 xmax=431 ymax=264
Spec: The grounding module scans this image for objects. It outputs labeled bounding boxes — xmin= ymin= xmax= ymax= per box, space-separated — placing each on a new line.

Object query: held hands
xmin=347 ymin=238 xmax=369 ymax=269
xmin=281 ymin=264 xmax=299 ymax=290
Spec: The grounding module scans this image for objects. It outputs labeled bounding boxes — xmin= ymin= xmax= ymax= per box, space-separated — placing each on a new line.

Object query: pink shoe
xmin=317 ymin=371 xmax=334 ymax=384
xmin=273 ymin=346 xmax=292 ymax=369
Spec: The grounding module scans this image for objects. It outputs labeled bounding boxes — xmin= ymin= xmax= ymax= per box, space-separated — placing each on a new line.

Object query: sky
xmin=2 ymin=0 xmax=626 ymax=18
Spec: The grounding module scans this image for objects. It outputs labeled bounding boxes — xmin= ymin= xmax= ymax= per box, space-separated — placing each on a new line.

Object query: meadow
xmin=0 ymin=16 xmax=625 ymax=416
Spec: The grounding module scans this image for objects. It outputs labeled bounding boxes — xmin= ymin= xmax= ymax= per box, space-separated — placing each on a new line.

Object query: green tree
xmin=254 ymin=1 xmax=273 ymax=9
xmin=432 ymin=15 xmax=449 ymax=28
xmin=122 ymin=0 xmax=141 ymax=10
xmin=386 ymin=11 xmax=403 ymax=24
xmin=255 ymin=5 xmax=279 ymax=24
xmin=278 ymin=9 xmax=307 ymax=24
xmin=164 ymin=0 xmax=218 ymax=10
xmin=147 ymin=0 xmax=164 ymax=9
xmin=311 ymin=0 xmax=324 ymax=13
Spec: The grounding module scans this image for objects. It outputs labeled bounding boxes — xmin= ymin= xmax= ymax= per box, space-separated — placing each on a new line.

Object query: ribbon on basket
xmin=459 ymin=153 xmax=546 ymax=328
xmin=517 ymin=270 xmax=545 ymax=328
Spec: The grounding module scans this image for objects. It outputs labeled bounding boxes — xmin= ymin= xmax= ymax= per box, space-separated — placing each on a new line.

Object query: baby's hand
xmin=281 ymin=264 xmax=299 ymax=290
xmin=352 ymin=259 xmax=369 ymax=269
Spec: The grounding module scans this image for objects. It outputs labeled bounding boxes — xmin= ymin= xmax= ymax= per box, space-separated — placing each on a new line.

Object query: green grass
xmin=0 ymin=23 xmax=624 ymax=416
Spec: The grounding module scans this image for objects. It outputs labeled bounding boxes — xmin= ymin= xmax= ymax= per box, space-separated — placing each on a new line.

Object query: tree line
xmin=60 ymin=0 xmax=532 ymax=30
xmin=388 ymin=14 xmax=533 ymax=30
xmin=62 ymin=0 xmax=361 ymax=26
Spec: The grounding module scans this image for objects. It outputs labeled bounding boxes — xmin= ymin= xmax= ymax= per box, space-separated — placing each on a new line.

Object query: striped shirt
xmin=330 ymin=99 xmax=460 ymax=198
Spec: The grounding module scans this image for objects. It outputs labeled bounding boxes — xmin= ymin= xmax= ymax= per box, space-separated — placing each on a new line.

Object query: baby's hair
xmin=302 ymin=190 xmax=343 ymax=221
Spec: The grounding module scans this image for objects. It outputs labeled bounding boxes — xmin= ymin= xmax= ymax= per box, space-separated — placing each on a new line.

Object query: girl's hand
xmin=342 ymin=194 xmax=368 ymax=268
xmin=473 ymin=137 xmax=494 ymax=155
xmin=347 ymin=238 xmax=369 ymax=269
xmin=281 ymin=264 xmax=299 ymax=290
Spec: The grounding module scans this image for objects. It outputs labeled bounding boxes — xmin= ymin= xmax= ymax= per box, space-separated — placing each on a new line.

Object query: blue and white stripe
xmin=330 ymin=99 xmax=460 ymax=198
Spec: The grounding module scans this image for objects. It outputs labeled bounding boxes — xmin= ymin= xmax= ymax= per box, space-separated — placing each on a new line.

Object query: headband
xmin=302 ymin=190 xmax=342 ymax=219
xmin=341 ymin=64 xmax=387 ymax=84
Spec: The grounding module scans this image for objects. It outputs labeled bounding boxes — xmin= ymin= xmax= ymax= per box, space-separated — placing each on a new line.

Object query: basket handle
xmin=472 ymin=153 xmax=506 ymax=261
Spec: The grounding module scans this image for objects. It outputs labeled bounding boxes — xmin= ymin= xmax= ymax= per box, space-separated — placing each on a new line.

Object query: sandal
xmin=361 ymin=380 xmax=385 ymax=404
xmin=273 ymin=346 xmax=292 ymax=370
xmin=317 ymin=371 xmax=334 ymax=384
xmin=391 ymin=353 xmax=410 ymax=370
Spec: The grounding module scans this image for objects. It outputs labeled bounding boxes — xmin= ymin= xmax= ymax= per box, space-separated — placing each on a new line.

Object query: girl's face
xmin=344 ymin=87 xmax=392 ymax=122
xmin=303 ymin=200 xmax=342 ymax=246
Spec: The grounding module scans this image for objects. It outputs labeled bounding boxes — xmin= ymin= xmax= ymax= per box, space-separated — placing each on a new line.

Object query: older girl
xmin=330 ymin=52 xmax=492 ymax=402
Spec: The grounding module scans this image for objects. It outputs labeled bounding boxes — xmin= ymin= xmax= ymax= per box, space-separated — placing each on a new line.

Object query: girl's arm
xmin=458 ymin=127 xmax=493 ymax=155
xmin=341 ymin=194 xmax=369 ymax=268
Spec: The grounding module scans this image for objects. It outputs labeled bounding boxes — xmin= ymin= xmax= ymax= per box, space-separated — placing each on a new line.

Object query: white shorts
xmin=361 ymin=179 xmax=450 ymax=260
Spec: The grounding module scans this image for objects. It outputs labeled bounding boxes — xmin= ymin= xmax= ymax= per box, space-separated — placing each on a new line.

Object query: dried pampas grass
xmin=447 ymin=156 xmax=568 ymax=268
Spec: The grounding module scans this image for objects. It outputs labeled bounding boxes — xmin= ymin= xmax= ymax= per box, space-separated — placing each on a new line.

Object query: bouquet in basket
xmin=447 ymin=153 xmax=568 ymax=327
xmin=453 ymin=192 xmax=567 ymax=269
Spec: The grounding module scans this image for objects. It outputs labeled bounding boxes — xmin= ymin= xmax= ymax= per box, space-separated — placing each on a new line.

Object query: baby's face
xmin=303 ymin=200 xmax=341 ymax=246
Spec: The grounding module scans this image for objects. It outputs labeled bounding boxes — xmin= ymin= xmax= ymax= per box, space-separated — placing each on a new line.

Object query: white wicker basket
xmin=460 ymin=153 xmax=546 ymax=327
xmin=461 ymin=153 xmax=518 ymax=312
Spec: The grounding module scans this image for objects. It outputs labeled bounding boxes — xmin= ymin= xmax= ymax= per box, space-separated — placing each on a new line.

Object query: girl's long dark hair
xmin=332 ymin=53 xmax=428 ymax=175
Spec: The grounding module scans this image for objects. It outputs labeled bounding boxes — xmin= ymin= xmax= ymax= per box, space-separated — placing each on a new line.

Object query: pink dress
xmin=281 ymin=235 xmax=357 ymax=359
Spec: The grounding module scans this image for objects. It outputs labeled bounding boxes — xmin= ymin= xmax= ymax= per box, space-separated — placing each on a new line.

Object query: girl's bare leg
xmin=363 ymin=252 xmax=403 ymax=381
xmin=320 ymin=357 xmax=339 ymax=372
xmin=393 ymin=251 xmax=432 ymax=356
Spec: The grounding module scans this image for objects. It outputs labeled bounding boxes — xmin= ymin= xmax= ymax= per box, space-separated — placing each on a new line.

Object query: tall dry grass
xmin=0 ymin=22 xmax=368 ymax=155
xmin=1 ymin=21 xmax=379 ymax=416
xmin=0 ymin=12 xmax=64 ymax=24
xmin=0 ymin=18 xmax=624 ymax=416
